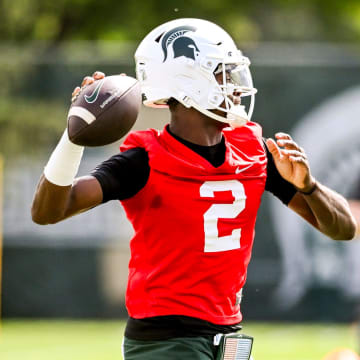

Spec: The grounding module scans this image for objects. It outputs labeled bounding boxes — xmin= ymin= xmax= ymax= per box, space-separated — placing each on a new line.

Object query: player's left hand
xmin=71 ymin=71 xmax=127 ymax=103
xmin=266 ymin=133 xmax=316 ymax=193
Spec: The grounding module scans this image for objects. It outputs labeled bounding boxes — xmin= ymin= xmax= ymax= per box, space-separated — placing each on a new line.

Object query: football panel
xmin=67 ymin=107 xmax=95 ymax=143
xmin=72 ymin=75 xmax=138 ymax=118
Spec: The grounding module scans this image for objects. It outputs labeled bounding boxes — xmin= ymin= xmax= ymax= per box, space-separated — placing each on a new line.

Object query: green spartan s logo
xmin=84 ymin=79 xmax=105 ymax=104
xmin=161 ymin=25 xmax=199 ymax=62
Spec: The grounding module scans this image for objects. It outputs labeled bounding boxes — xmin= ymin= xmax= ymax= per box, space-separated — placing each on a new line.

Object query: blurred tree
xmin=0 ymin=96 xmax=66 ymax=156
xmin=1 ymin=0 xmax=360 ymax=43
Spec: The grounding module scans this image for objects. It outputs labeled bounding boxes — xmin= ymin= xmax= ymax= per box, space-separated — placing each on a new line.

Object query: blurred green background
xmin=1 ymin=0 xmax=360 ymax=359
xmin=1 ymin=0 xmax=360 ymax=155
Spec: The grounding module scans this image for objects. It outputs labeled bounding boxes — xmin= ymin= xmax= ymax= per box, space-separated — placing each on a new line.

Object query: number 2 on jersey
xmin=200 ymin=180 xmax=246 ymax=252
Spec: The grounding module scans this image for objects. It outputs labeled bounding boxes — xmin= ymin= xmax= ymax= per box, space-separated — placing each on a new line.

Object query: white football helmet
xmin=135 ymin=18 xmax=257 ymax=128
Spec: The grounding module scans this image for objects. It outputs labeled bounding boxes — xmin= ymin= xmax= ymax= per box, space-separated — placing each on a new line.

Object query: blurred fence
xmin=2 ymin=41 xmax=360 ymax=320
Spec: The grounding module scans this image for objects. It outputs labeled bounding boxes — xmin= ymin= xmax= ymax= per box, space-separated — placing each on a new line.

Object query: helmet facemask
xmin=198 ymin=60 xmax=257 ymax=128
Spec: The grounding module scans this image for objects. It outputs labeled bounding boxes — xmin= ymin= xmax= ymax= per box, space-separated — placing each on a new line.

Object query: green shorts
xmin=123 ymin=335 xmax=218 ymax=360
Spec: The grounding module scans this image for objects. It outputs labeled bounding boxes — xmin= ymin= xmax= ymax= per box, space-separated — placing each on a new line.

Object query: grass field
xmin=0 ymin=320 xmax=358 ymax=360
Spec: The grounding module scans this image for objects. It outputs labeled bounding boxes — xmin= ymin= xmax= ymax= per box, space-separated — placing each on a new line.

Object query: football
xmin=67 ymin=75 xmax=142 ymax=146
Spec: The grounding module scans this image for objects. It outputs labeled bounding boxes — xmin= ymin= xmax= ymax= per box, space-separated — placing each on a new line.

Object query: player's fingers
xmin=277 ymin=139 xmax=301 ymax=151
xmin=71 ymin=86 xmax=81 ymax=102
xmin=92 ymin=71 xmax=105 ymax=80
xmin=72 ymin=86 xmax=81 ymax=97
xmin=120 ymin=73 xmax=127 ymax=76
xmin=266 ymin=138 xmax=283 ymax=160
xmin=275 ymin=132 xmax=292 ymax=141
xmin=289 ymin=156 xmax=309 ymax=165
xmin=282 ymin=149 xmax=306 ymax=159
xmin=81 ymin=76 xmax=94 ymax=88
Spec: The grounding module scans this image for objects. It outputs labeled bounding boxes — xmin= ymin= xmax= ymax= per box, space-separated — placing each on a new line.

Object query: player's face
xmin=211 ymin=67 xmax=242 ymax=120
xmin=216 ymin=67 xmax=242 ymax=103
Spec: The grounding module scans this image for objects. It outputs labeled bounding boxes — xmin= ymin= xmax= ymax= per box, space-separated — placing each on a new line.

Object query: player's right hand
xmin=71 ymin=71 xmax=106 ymax=103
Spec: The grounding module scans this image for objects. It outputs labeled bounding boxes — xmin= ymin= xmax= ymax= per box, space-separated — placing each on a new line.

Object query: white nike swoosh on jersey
xmin=235 ymin=164 xmax=253 ymax=174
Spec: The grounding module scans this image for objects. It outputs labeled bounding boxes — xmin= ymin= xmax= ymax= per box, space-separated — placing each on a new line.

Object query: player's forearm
xmin=301 ymin=182 xmax=357 ymax=240
xmin=31 ymin=175 xmax=72 ymax=224
xmin=31 ymin=174 xmax=103 ymax=224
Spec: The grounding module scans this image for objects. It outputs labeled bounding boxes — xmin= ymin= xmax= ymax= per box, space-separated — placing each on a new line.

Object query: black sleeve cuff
xmin=91 ymin=148 xmax=150 ymax=203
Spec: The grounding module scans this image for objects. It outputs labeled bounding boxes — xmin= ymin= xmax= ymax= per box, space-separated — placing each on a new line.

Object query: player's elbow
xmin=31 ymin=209 xmax=49 ymax=225
xmin=340 ymin=225 xmax=357 ymax=241
xmin=331 ymin=231 xmax=355 ymax=241
xmin=329 ymin=217 xmax=357 ymax=241
xmin=31 ymin=213 xmax=63 ymax=225
xmin=31 ymin=204 xmax=64 ymax=225
xmin=31 ymin=200 xmax=46 ymax=224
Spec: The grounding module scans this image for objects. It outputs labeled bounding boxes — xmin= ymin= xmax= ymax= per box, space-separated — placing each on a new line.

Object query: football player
xmin=31 ymin=19 xmax=357 ymax=360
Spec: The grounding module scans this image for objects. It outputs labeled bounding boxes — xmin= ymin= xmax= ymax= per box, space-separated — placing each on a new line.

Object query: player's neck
xmin=169 ymin=105 xmax=226 ymax=146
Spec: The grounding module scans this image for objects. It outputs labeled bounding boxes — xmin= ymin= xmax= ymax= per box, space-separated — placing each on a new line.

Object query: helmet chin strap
xmin=226 ymin=105 xmax=249 ymax=128
xmin=187 ymin=99 xmax=249 ymax=129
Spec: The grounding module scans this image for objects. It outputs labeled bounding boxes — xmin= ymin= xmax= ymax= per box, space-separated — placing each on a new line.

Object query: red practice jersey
xmin=120 ymin=122 xmax=267 ymax=325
